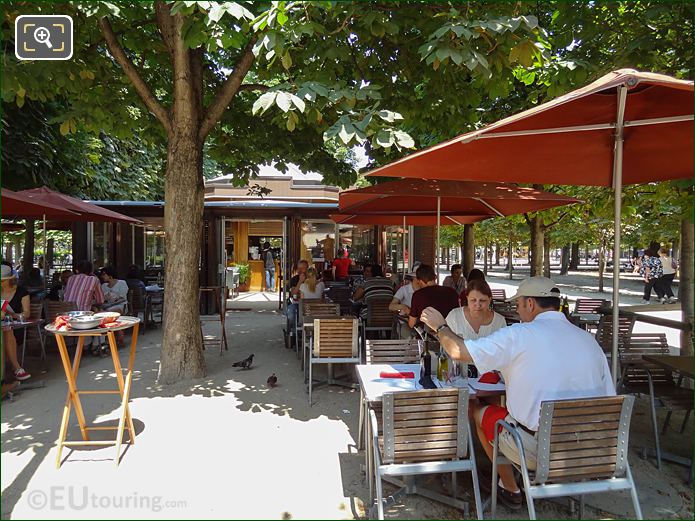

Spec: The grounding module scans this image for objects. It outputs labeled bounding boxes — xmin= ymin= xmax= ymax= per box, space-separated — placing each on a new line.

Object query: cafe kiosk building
xmin=73 ymin=164 xmax=438 ymax=291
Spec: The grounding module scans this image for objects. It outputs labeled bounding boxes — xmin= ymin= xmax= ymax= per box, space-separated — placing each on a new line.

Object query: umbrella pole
xmin=436 ymin=196 xmax=441 ymax=279
xmin=43 ymin=214 xmax=48 ymax=289
xmin=611 ymin=85 xmax=628 ymax=387
xmin=402 ymin=215 xmax=407 ymax=281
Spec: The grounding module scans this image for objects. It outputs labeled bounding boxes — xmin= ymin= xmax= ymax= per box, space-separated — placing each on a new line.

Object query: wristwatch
xmin=435 ymin=323 xmax=449 ymax=335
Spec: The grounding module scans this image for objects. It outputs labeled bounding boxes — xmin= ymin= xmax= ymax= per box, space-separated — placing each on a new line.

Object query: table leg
xmin=55 ymin=336 xmax=89 ymax=468
xmin=107 ymin=331 xmax=136 ymax=444
xmin=20 ymin=327 xmax=28 ymax=366
xmin=114 ymin=369 xmax=134 ymax=466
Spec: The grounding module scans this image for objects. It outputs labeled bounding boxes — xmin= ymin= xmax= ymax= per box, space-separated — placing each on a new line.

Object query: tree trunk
xmin=494 ymin=243 xmax=500 ymax=265
xmin=483 ymin=240 xmax=488 ymax=276
xmin=508 ymin=230 xmax=514 ymax=280
xmin=569 ymin=242 xmax=580 ymax=270
xmin=157 ymin=16 xmax=206 ymax=384
xmin=446 ymin=247 xmax=450 ymax=270
xmin=584 ymin=245 xmax=589 ymax=265
xmin=22 ymin=219 xmax=35 ymax=281
xmin=597 ymin=239 xmax=606 ymax=293
xmin=463 ymin=224 xmax=475 ymax=276
xmin=560 ymin=245 xmax=570 ymax=275
xmin=528 ymin=216 xmax=543 ymax=276
xmin=680 ymin=218 xmax=693 ymax=356
xmin=543 ymin=233 xmax=551 ymax=278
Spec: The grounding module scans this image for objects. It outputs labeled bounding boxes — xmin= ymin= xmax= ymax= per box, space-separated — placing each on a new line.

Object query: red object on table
xmin=379 ymin=371 xmax=415 ymax=379
xmin=479 ymin=371 xmax=501 ymax=384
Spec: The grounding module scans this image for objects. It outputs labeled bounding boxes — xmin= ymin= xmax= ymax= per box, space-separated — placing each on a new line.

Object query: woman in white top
xmin=446 ymin=278 xmax=507 ymax=340
xmin=99 ymin=266 xmax=129 ymax=314
xmin=299 ymin=267 xmax=326 ymax=300
xmin=657 ymin=247 xmax=677 ymax=303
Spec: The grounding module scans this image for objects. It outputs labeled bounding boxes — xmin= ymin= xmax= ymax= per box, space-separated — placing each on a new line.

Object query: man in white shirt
xmin=389 ymin=273 xmax=421 ymax=338
xmin=421 ymin=276 xmax=615 ymax=509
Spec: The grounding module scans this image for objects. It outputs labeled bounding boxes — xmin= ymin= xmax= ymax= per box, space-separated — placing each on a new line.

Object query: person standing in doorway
xmin=319 ymin=234 xmax=335 ymax=263
xmin=262 ymin=242 xmax=275 ymax=293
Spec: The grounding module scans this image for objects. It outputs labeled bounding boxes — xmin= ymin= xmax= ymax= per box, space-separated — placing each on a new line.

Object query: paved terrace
xmin=1 ymin=274 xmax=692 ymax=519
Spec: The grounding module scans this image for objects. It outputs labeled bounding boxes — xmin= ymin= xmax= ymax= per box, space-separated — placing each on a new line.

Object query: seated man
xmin=421 ymin=276 xmax=615 ymax=509
xmin=442 ymin=263 xmax=466 ymax=296
xmin=389 ymin=272 xmax=421 ymax=339
xmin=408 ymin=264 xmax=459 ymax=329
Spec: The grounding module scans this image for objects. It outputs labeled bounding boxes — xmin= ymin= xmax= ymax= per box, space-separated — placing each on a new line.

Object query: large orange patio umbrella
xmin=366 ymin=69 xmax=694 ymax=384
xmin=339 ymin=178 xmax=579 ymax=276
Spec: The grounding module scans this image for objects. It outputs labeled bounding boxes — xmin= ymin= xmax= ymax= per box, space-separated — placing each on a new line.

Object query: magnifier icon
xmin=33 ymin=26 xmax=53 ymax=49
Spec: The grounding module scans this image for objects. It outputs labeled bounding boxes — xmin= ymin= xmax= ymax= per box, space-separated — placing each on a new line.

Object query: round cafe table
xmin=45 ymin=316 xmax=140 ymax=468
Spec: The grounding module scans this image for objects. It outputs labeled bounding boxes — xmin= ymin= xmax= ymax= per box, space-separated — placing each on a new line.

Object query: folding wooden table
xmin=45 ymin=316 xmax=140 ymax=468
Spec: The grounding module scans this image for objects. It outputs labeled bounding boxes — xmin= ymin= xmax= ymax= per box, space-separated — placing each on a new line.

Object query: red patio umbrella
xmin=366 ymin=69 xmax=694 ymax=384
xmin=1 ymin=188 xmax=78 ymax=219
xmin=339 ymin=179 xmax=579 ymax=216
xmin=339 ymin=179 xmax=579 ymax=275
xmin=16 ymin=187 xmax=141 ymax=224
xmin=330 ymin=213 xmax=489 ymax=226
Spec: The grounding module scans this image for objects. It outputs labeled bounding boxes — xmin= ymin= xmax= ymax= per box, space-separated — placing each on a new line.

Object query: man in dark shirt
xmin=408 ymin=264 xmax=459 ymax=328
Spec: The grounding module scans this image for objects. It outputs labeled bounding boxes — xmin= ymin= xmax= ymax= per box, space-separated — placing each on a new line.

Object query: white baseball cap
xmin=508 ymin=276 xmax=561 ymax=301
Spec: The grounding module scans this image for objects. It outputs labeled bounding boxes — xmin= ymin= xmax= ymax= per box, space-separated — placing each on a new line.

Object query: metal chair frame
xmin=307 ymin=318 xmax=359 ymax=406
xmin=369 ymin=388 xmax=483 ymax=520
xmin=491 ymin=395 xmax=642 ymax=520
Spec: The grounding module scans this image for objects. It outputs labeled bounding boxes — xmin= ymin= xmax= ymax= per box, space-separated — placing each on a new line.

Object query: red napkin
xmin=379 ymin=371 xmax=415 ymax=379
xmin=479 ymin=371 xmax=501 ymax=384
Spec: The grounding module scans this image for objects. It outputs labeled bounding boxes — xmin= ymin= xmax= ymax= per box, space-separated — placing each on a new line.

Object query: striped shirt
xmin=63 ymin=273 xmax=104 ymax=311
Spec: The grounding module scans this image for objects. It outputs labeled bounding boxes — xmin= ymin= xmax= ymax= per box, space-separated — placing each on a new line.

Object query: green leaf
xmin=277 ymin=11 xmax=288 ymax=26
xmin=208 ymin=3 xmax=225 ymax=22
xmin=252 ymin=92 xmax=276 ymax=115
xmin=281 ymin=51 xmax=292 ymax=70
xmin=289 ymin=93 xmax=305 ymax=112
xmin=276 ymin=91 xmax=291 ymax=112
xmin=59 ymin=120 xmax=70 ymax=136
xmin=376 ymin=110 xmax=404 ymax=123
xmin=375 ymin=129 xmax=394 ymax=148
xmin=286 ymin=114 xmax=296 ymax=131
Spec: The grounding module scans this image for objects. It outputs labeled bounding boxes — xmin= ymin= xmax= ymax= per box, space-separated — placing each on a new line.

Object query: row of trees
xmin=4 ymin=1 xmax=692 ymax=382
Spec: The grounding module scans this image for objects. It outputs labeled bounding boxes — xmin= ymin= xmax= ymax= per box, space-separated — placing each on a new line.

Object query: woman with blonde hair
xmin=299 ymin=267 xmax=325 ymax=300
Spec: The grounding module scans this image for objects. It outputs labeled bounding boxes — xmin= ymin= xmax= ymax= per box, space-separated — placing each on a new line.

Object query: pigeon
xmin=267 ymin=373 xmax=278 ymax=387
xmin=232 ymin=354 xmax=254 ymax=369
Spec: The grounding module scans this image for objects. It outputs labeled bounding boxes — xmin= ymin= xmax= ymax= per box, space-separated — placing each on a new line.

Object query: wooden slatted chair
xmin=294 ymin=298 xmax=324 ymax=356
xmin=21 ymin=298 xmax=47 ymax=365
xmin=127 ymin=287 xmax=147 ymax=332
xmin=364 ymin=297 xmax=396 ymax=340
xmin=594 ymin=314 xmax=636 ymax=369
xmin=358 ymin=339 xmax=422 ymax=450
xmin=369 ymin=388 xmax=482 ymax=520
xmin=300 ymin=301 xmax=340 ymax=369
xmin=365 ymin=339 xmax=421 ymax=365
xmin=491 ymin=395 xmax=642 ymax=520
xmin=43 ymin=300 xmax=77 ymax=350
xmin=326 ymin=285 xmax=353 ymax=315
xmin=573 ymin=298 xmax=608 ymax=314
xmin=308 ymin=318 xmax=359 ymax=406
xmin=199 ymin=287 xmax=228 ymax=354
xmin=618 ymin=333 xmax=693 ymax=469
xmin=491 ymin=288 xmax=507 ymax=302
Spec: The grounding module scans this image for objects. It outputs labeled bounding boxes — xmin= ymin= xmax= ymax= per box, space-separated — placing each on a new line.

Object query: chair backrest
xmin=44 ymin=300 xmax=77 ymax=322
xmin=534 ymin=395 xmax=634 ymax=485
xmin=326 ymin=286 xmax=352 ymax=313
xmin=574 ymin=298 xmax=608 ymax=314
xmin=619 ymin=333 xmax=672 ymax=387
xmin=313 ymin=318 xmax=359 ymax=358
xmin=303 ymin=302 xmax=340 ymax=321
xmin=595 ymin=315 xmax=636 ymax=353
xmin=366 ymin=297 xmax=396 ymax=328
xmin=365 ymin=339 xmax=421 ymax=364
xmin=381 ymin=388 xmax=469 ymax=464
xmin=128 ymin=287 xmax=146 ymax=314
xmin=491 ymin=289 xmax=507 ymax=302
xmin=29 ymin=298 xmax=44 ymax=321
